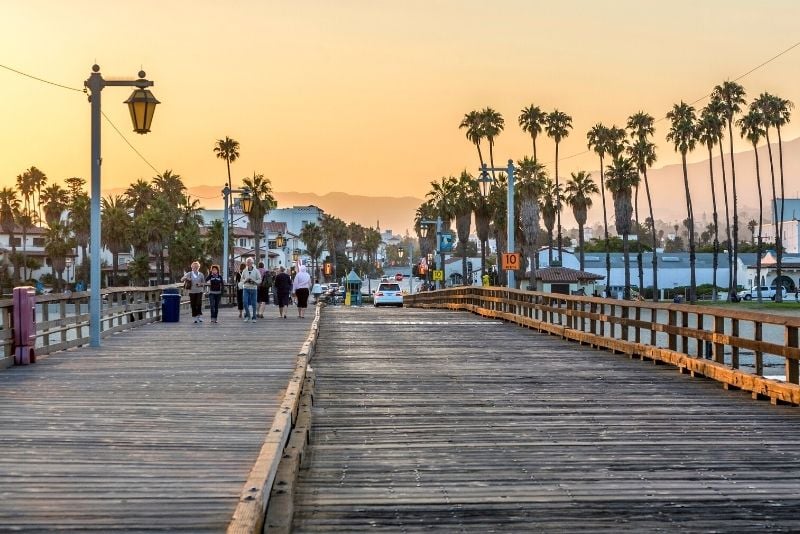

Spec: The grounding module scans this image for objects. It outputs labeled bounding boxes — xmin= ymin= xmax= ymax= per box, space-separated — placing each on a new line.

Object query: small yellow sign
xmin=432 ymin=270 xmax=444 ymax=281
xmin=501 ymin=252 xmax=522 ymax=270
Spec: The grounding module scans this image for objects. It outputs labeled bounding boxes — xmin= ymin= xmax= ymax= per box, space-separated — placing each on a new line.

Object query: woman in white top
xmin=181 ymin=261 xmax=206 ymax=323
xmin=292 ymin=265 xmax=312 ymax=318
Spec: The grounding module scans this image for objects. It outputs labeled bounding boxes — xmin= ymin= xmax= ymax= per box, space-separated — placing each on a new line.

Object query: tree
xmin=540 ymin=179 xmax=559 ymax=265
xmin=452 ymin=171 xmax=477 ymax=285
xmin=124 ymin=178 xmax=155 ymax=218
xmin=627 ymin=112 xmax=658 ymax=301
xmin=44 ymin=222 xmax=75 ymax=291
xmin=738 ymin=107 xmax=767 ymax=301
xmin=300 ymin=222 xmax=325 ymax=281
xmin=214 ymin=136 xmax=241 ymax=276
xmin=203 ymin=219 xmax=227 ymax=268
xmin=697 ymin=105 xmax=725 ymax=301
xmin=587 ymin=124 xmax=612 ymax=292
xmin=747 ymin=219 xmax=758 ymax=243
xmin=241 ymin=172 xmax=276 ymax=267
xmin=755 ymin=93 xmax=793 ymax=301
xmin=605 ymin=156 xmax=639 ymax=300
xmin=519 ymin=105 xmax=547 ymax=162
xmin=459 ymin=110 xmax=486 ymax=168
xmin=480 ymin=108 xmax=505 ymax=177
xmin=40 ymin=183 xmax=69 ymax=228
xmin=68 ymin=192 xmax=90 ymax=273
xmin=0 ymin=187 xmax=20 ymax=281
xmin=545 ymin=110 xmax=572 ymax=258
xmin=711 ymin=81 xmax=746 ymax=299
xmin=517 ymin=157 xmax=547 ymax=287
xmin=565 ymin=171 xmax=599 ymax=271
xmin=101 ymin=196 xmax=131 ymax=286
xmin=666 ymin=102 xmax=699 ymax=303
xmin=321 ymin=214 xmax=349 ymax=280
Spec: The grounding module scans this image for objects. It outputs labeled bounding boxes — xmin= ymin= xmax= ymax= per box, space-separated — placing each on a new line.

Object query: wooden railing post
xmin=786 ymin=326 xmax=799 ymax=385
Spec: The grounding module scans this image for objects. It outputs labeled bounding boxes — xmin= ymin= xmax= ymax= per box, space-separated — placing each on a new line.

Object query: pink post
xmin=13 ymin=287 xmax=36 ymax=365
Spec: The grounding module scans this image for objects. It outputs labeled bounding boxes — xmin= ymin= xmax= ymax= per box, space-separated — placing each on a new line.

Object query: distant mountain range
xmin=105 ymin=135 xmax=800 ymax=237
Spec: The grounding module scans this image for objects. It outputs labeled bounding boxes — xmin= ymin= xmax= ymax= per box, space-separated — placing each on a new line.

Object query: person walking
xmin=293 ymin=265 xmax=312 ymax=318
xmin=257 ymin=261 xmax=272 ymax=318
xmin=240 ymin=257 xmax=261 ymax=323
xmin=205 ymin=264 xmax=224 ymax=324
xmin=181 ymin=261 xmax=206 ymax=323
xmin=273 ymin=266 xmax=293 ymax=319
xmin=311 ymin=279 xmax=322 ymax=303
xmin=235 ymin=263 xmax=245 ymax=318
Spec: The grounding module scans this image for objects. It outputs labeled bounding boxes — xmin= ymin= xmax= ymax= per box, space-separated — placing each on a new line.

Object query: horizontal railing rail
xmin=0 ymin=285 xmax=189 ymax=368
xmin=405 ymin=287 xmax=800 ymax=405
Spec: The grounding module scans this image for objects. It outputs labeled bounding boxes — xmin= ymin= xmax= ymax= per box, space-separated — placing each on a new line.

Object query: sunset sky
xmin=2 ymin=1 xmax=800 ymax=211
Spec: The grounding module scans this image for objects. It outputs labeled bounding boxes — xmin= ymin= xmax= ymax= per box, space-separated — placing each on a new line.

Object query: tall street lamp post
xmin=419 ymin=217 xmax=443 ymax=289
xmin=480 ymin=160 xmax=516 ymax=288
xmin=85 ymin=65 xmax=159 ymax=348
xmin=397 ymin=244 xmax=413 ymax=295
xmin=222 ymin=186 xmax=252 ymax=283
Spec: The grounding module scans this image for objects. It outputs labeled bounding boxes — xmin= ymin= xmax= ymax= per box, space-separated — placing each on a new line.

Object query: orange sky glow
xmin=2 ymin=1 xmax=800 ymax=209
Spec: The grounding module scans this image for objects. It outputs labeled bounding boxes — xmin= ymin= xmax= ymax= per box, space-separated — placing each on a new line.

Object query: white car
xmin=737 ymin=286 xmax=787 ymax=301
xmin=373 ymin=283 xmax=404 ymax=307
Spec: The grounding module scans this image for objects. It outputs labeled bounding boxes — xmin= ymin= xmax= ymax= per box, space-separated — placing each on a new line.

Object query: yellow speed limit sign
xmin=432 ymin=269 xmax=444 ymax=281
xmin=501 ymin=252 xmax=522 ymax=270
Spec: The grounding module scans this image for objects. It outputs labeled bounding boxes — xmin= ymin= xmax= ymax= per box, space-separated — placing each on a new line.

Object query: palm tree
xmin=0 ymin=187 xmax=20 ymax=281
xmin=124 ymin=178 xmax=155 ymax=218
xmin=627 ymin=113 xmax=657 ymax=300
xmin=587 ymin=124 xmax=612 ymax=292
xmin=565 ymin=171 xmax=599 ymax=272
xmin=68 ymin=192 xmax=90 ymax=272
xmin=706 ymin=96 xmax=734 ymax=298
xmin=604 ymin=156 xmax=639 ymax=300
xmin=545 ymin=110 xmax=572 ymax=258
xmin=213 ymin=137 xmax=240 ymax=191
xmin=26 ymin=166 xmax=47 ymax=226
xmin=737 ymin=108 xmax=767 ymax=301
xmin=487 ymin=173 xmax=508 ymax=283
xmin=666 ymin=101 xmax=699 ymax=303
xmin=747 ymin=219 xmax=758 ymax=243
xmin=459 ymin=110 xmax=486 ymax=168
xmin=300 ymin=222 xmax=325 ymax=280
xmin=539 ymin=179 xmax=558 ymax=265
xmin=517 ymin=157 xmax=548 ymax=287
xmin=451 ymin=171 xmax=477 ymax=285
xmin=480 ymin=108 xmax=505 ymax=177
xmin=203 ymin=219 xmax=226 ymax=268
xmin=101 ymin=196 xmax=131 ymax=286
xmin=518 ymin=105 xmax=547 ymax=162
xmin=241 ymin=172 xmax=276 ymax=267
xmin=711 ymin=81 xmax=746 ymax=296
xmin=755 ymin=93 xmax=793 ymax=301
xmin=44 ymin=222 xmax=75 ymax=292
xmin=40 ymin=183 xmax=69 ymax=228
xmin=16 ymin=169 xmax=35 ymax=280
xmin=697 ymin=105 xmax=725 ymax=301
xmin=321 ymin=214 xmax=349 ymax=280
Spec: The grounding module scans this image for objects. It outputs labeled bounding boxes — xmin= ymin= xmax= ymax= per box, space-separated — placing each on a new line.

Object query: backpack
xmin=260 ymin=271 xmax=273 ymax=289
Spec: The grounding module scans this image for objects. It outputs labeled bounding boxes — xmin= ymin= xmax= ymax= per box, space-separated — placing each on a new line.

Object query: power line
xmin=553 ymin=39 xmax=800 ymax=165
xmin=0 ymin=62 xmax=84 ymax=92
xmin=1 ymin=61 xmax=162 ymax=175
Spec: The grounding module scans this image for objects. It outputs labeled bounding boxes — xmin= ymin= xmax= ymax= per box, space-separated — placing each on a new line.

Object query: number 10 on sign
xmin=501 ymin=252 xmax=522 ymax=270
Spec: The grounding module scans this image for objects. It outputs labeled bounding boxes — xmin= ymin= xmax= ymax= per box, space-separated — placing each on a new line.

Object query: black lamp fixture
xmin=239 ymin=188 xmax=253 ymax=214
xmin=124 ymin=77 xmax=160 ymax=134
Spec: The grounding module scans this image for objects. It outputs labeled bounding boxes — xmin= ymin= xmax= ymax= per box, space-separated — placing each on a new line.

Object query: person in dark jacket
xmin=205 ymin=264 xmax=224 ymax=323
xmin=235 ymin=263 xmax=245 ymax=318
xmin=273 ymin=266 xmax=293 ymax=319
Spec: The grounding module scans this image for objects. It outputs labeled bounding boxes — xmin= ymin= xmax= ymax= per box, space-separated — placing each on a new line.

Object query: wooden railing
xmin=0 ymin=285 xmax=189 ymax=368
xmin=405 ymin=287 xmax=800 ymax=405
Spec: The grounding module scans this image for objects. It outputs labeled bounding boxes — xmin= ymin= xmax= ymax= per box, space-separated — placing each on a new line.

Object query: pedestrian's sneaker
xmin=251 ymin=318 xmax=257 ymax=323
xmin=243 ymin=316 xmax=250 ymax=322
xmin=198 ymin=317 xmax=203 ymax=323
xmin=193 ymin=318 xmax=198 ymax=323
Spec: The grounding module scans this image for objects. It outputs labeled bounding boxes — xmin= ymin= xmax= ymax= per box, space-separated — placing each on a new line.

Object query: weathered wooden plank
xmin=292 ymin=307 xmax=800 ymax=532
xmin=0 ymin=306 xmax=313 ymax=532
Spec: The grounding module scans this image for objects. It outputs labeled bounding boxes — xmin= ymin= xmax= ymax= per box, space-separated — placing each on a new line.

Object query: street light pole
xmin=221 ymin=186 xmax=252 ymax=283
xmin=479 ymin=160 xmax=516 ymax=288
xmin=420 ymin=217 xmax=443 ymax=289
xmin=85 ymin=65 xmax=158 ymax=348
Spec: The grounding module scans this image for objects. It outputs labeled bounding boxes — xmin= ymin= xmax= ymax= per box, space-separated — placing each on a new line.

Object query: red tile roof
xmin=531 ymin=266 xmax=604 ymax=283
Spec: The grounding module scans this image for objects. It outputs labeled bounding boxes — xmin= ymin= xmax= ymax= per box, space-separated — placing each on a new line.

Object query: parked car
xmin=737 ymin=286 xmax=787 ymax=301
xmin=373 ymin=282 xmax=404 ymax=307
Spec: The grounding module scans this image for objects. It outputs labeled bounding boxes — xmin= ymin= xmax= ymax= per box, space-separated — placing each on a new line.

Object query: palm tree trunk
xmin=578 ymin=223 xmax=585 ymax=271
xmin=764 ymin=130 xmax=782 ymax=302
xmin=777 ymin=125 xmax=787 ymax=296
xmin=642 ymin=168 xmax=658 ymax=301
xmin=753 ymin=141 xmax=764 ymax=302
xmin=555 ymin=142 xmax=562 ymax=258
xmin=727 ymin=121 xmax=739 ymax=298
xmin=634 ymin=183 xmax=643 ymax=296
xmin=681 ymin=153 xmax=697 ymax=303
xmin=599 ymin=157 xmax=611 ymax=296
xmin=623 ymin=234 xmax=630 ymax=300
xmin=718 ymin=142 xmax=734 ymax=300
xmin=706 ymin=146 xmax=720 ymax=301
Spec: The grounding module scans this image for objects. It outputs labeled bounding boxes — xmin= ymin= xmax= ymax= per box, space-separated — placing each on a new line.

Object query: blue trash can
xmin=162 ymin=287 xmax=181 ymax=322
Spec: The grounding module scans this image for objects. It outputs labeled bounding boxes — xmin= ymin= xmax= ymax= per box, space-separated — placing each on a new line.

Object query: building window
xmin=11 ymin=237 xmax=21 ymax=247
xmin=239 ymin=238 xmax=247 ymax=247
xmin=33 ymin=238 xmax=45 ymax=247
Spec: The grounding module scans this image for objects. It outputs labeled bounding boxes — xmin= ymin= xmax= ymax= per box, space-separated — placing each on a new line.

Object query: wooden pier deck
xmin=292 ymin=306 xmax=800 ymax=532
xmin=0 ymin=306 xmax=312 ymax=532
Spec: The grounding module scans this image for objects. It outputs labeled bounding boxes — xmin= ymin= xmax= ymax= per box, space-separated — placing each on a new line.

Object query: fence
xmin=405 ymin=287 xmax=800 ymax=405
xmin=0 ymin=285 xmax=187 ymax=368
